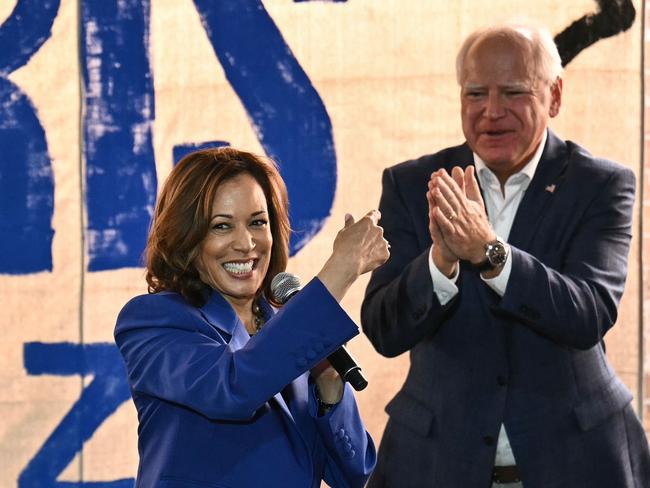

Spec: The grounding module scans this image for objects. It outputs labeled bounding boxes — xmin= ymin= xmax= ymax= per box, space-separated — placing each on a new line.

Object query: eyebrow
xmin=210 ymin=210 xmax=267 ymax=221
xmin=463 ymin=82 xmax=529 ymax=90
xmin=501 ymin=83 xmax=529 ymax=89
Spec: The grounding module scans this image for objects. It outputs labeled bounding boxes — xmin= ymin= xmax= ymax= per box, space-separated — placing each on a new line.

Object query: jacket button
xmin=497 ymin=376 xmax=507 ymax=386
xmin=483 ymin=436 xmax=495 ymax=446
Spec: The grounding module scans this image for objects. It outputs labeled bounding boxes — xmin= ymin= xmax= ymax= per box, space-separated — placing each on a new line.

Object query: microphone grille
xmin=270 ymin=272 xmax=302 ymax=304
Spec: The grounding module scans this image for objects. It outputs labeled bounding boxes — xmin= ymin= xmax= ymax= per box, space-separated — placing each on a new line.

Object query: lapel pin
xmin=545 ymin=184 xmax=556 ymax=194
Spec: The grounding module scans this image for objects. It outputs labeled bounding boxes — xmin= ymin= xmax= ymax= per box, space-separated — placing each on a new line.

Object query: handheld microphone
xmin=270 ymin=272 xmax=368 ymax=391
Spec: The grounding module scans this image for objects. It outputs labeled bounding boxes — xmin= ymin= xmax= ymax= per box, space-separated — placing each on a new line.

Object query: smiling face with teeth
xmin=194 ymin=172 xmax=273 ymax=314
xmin=459 ymin=33 xmax=562 ymax=185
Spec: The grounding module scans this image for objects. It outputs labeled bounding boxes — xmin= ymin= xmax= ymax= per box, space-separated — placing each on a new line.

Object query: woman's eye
xmin=211 ymin=222 xmax=229 ymax=230
xmin=251 ymin=219 xmax=268 ymax=227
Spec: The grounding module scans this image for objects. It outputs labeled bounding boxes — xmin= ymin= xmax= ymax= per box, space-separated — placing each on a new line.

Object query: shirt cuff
xmin=481 ymin=244 xmax=512 ymax=297
xmin=428 ymin=245 xmax=459 ymax=306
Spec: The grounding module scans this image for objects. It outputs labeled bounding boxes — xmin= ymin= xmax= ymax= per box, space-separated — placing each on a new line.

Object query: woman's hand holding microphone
xmin=312 ymin=210 xmax=389 ymax=407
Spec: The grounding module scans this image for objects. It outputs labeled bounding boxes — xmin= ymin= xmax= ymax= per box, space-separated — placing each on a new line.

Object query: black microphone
xmin=271 ymin=272 xmax=368 ymax=391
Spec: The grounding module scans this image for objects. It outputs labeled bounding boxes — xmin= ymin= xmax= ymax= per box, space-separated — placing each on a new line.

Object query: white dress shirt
xmin=427 ymin=130 xmax=547 ymax=466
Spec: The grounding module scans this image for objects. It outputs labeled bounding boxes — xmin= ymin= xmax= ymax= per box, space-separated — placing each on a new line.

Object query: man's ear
xmin=549 ymin=77 xmax=563 ymax=118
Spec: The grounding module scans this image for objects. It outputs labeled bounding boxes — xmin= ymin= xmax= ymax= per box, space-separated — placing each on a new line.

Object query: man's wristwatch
xmin=474 ymin=238 xmax=509 ymax=272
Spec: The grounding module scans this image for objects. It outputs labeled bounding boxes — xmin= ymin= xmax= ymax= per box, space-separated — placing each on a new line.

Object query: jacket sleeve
xmin=498 ymin=165 xmax=635 ymax=349
xmin=361 ymin=167 xmax=458 ymax=357
xmin=311 ymin=384 xmax=376 ymax=488
xmin=114 ymin=278 xmax=359 ymax=420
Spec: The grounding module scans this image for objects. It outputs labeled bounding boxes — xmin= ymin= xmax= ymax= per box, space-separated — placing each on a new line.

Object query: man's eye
xmin=465 ymin=91 xmax=484 ymax=98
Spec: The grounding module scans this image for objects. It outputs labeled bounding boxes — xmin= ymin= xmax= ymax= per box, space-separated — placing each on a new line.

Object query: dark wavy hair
xmin=145 ymin=147 xmax=290 ymax=307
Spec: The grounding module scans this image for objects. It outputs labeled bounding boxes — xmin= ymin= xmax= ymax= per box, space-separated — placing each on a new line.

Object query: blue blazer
xmin=361 ymin=131 xmax=650 ymax=488
xmin=115 ymin=278 xmax=376 ymax=488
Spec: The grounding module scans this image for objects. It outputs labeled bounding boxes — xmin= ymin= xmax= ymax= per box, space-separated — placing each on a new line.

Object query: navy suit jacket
xmin=115 ymin=278 xmax=376 ymax=488
xmin=361 ymin=131 xmax=650 ymax=487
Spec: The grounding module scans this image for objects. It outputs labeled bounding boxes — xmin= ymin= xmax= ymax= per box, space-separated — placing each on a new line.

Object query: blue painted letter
xmin=20 ymin=342 xmax=133 ymax=487
xmin=0 ymin=0 xmax=59 ymax=274
xmin=82 ymin=0 xmax=157 ymax=271
xmin=193 ymin=0 xmax=337 ymax=254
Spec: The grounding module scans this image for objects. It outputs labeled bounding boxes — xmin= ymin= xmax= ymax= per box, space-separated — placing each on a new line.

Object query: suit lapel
xmin=507 ymin=130 xmax=569 ymax=250
xmin=272 ymin=392 xmax=296 ymax=422
xmin=277 ymin=375 xmax=313 ymax=473
xmin=275 ymin=374 xmax=311 ymax=425
xmin=199 ymin=290 xmax=246 ymax=345
xmin=256 ymin=298 xmax=297 ymax=422
xmin=200 ymin=291 xmax=297 ymax=422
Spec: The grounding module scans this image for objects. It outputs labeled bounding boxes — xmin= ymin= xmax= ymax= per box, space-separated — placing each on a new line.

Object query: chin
xmin=221 ymin=280 xmax=258 ymax=295
xmin=478 ymin=147 xmax=516 ymax=164
xmin=219 ymin=287 xmax=258 ymax=301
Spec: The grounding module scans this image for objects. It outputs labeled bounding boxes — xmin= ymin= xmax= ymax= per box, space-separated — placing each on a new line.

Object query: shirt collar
xmin=473 ymin=129 xmax=547 ymax=188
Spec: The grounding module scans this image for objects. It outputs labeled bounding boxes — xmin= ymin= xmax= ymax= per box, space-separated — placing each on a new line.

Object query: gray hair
xmin=455 ymin=24 xmax=563 ymax=85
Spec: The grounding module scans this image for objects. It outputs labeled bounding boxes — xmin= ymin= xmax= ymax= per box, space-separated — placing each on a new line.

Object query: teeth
xmin=223 ymin=260 xmax=254 ymax=274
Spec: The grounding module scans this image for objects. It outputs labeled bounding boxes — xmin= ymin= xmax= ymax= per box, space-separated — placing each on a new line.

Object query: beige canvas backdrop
xmin=0 ymin=0 xmax=644 ymax=484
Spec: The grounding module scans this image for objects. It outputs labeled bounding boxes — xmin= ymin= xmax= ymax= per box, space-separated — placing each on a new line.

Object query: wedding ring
xmin=448 ymin=212 xmax=456 ymax=221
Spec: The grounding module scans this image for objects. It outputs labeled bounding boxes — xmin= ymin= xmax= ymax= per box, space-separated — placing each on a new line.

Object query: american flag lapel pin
xmin=545 ymin=184 xmax=556 ymax=194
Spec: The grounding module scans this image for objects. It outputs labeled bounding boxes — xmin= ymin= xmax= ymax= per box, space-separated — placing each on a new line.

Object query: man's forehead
xmin=461 ymin=46 xmax=537 ymax=86
xmin=469 ymin=33 xmax=530 ymax=57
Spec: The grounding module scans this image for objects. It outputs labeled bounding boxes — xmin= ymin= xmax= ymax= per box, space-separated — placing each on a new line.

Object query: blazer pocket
xmin=573 ymin=375 xmax=633 ymax=431
xmin=385 ymin=390 xmax=436 ymax=438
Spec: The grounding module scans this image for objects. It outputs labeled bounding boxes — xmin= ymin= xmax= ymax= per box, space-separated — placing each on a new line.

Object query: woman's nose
xmin=232 ymin=226 xmax=255 ymax=252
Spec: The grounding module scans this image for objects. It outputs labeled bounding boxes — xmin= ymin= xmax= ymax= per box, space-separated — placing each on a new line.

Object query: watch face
xmin=487 ymin=241 xmax=508 ymax=266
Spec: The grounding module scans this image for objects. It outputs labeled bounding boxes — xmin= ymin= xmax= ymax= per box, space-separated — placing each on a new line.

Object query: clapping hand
xmin=428 ymin=166 xmax=496 ymax=270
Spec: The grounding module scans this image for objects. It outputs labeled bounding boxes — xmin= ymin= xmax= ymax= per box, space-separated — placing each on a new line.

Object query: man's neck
xmin=474 ymin=129 xmax=548 ymax=195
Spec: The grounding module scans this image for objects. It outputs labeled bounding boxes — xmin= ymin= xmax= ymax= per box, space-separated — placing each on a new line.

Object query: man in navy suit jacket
xmin=361 ymin=24 xmax=650 ymax=487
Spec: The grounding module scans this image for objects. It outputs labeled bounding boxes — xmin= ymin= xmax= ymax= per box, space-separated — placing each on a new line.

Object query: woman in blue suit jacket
xmin=115 ymin=147 xmax=387 ymax=488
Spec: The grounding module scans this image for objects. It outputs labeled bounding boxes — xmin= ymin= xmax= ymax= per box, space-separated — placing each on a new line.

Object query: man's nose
xmin=485 ymin=91 xmax=506 ymax=119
